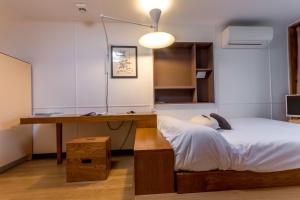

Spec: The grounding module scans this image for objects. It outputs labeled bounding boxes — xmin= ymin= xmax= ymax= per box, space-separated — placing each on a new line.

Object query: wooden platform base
xmin=176 ymin=169 xmax=300 ymax=193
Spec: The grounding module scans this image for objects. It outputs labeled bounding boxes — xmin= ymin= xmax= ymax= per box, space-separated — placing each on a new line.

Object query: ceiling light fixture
xmin=100 ymin=8 xmax=175 ymax=49
xmin=138 ymin=8 xmax=175 ymax=48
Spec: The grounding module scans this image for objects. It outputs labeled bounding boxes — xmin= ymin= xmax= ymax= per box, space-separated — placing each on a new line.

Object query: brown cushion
xmin=210 ymin=113 xmax=232 ymax=130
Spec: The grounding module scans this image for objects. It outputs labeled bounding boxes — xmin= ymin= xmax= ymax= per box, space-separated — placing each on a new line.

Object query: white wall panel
xmin=216 ymin=48 xmax=270 ymax=104
xmin=272 ymin=103 xmax=287 ymax=121
xmin=75 ymin=23 xmax=106 ymax=107
xmin=218 ymin=103 xmax=271 ymax=118
xmin=269 ymin=25 xmax=289 ymax=120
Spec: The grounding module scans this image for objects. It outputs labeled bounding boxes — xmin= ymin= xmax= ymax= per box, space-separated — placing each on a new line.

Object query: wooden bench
xmin=134 ymin=128 xmax=175 ymax=195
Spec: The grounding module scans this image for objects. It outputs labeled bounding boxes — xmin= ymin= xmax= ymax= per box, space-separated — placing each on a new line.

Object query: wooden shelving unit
xmin=153 ymin=42 xmax=214 ymax=104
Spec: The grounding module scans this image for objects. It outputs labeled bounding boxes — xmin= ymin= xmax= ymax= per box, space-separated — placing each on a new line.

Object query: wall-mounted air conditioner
xmin=222 ymin=26 xmax=274 ymax=49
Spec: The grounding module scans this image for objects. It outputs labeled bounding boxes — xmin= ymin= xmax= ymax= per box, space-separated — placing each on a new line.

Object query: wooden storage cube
xmin=66 ymin=137 xmax=111 ymax=182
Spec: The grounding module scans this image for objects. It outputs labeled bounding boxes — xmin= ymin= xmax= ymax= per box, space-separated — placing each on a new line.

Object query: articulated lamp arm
xmin=100 ymin=14 xmax=155 ymax=30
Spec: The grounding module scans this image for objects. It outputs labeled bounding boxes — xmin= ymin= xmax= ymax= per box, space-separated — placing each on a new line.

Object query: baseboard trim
xmin=0 ymin=156 xmax=30 ymax=174
xmin=32 ymin=153 xmax=66 ymax=159
xmin=32 ymin=150 xmax=134 ymax=159
xmin=112 ymin=149 xmax=134 ymax=156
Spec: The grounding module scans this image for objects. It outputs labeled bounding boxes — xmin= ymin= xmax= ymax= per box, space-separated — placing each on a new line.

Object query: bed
xmin=158 ymin=116 xmax=300 ymax=193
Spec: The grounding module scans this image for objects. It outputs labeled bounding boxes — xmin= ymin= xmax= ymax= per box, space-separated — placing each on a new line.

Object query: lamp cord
xmin=119 ymin=121 xmax=134 ymax=150
xmin=106 ymin=121 xmax=125 ymax=131
xmin=105 ymin=120 xmax=134 ymax=150
xmin=101 ymin=16 xmax=110 ymax=113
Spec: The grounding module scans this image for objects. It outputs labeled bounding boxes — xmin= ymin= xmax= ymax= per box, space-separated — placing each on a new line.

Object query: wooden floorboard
xmin=2 ymin=156 xmax=300 ymax=200
xmin=0 ymin=156 xmax=134 ymax=200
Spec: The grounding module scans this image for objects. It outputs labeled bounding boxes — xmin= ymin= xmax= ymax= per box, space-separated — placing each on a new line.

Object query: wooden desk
xmin=20 ymin=113 xmax=157 ymax=164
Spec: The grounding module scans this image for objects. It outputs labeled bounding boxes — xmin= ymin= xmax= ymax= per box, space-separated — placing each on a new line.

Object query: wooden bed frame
xmin=176 ymin=169 xmax=300 ymax=193
xmin=134 ymin=128 xmax=300 ymax=195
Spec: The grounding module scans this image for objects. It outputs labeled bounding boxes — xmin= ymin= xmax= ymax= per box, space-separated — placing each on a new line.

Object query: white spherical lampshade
xmin=138 ymin=32 xmax=175 ymax=49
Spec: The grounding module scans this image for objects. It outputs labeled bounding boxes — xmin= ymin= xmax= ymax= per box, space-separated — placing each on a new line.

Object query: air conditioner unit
xmin=222 ymin=26 xmax=273 ymax=49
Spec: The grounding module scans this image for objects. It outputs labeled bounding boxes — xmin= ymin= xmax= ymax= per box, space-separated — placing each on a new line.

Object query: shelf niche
xmin=154 ymin=42 xmax=214 ymax=104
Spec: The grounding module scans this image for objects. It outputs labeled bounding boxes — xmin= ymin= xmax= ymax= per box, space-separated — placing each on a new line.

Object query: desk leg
xmin=56 ymin=123 xmax=63 ymax=164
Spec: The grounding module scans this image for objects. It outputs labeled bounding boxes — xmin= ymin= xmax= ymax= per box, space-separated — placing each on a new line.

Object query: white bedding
xmin=158 ymin=116 xmax=300 ymax=172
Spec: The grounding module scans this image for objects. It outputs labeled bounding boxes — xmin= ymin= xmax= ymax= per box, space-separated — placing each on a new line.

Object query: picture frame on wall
xmin=111 ymin=46 xmax=138 ymax=78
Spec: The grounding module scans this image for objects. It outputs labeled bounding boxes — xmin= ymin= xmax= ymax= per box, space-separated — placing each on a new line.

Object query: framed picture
xmin=111 ymin=46 xmax=138 ymax=78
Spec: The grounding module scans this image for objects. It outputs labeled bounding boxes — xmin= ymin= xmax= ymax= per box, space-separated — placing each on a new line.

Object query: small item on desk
xmin=82 ymin=112 xmax=97 ymax=116
xmin=82 ymin=112 xmax=104 ymax=116
xmin=127 ymin=111 xmax=136 ymax=114
xmin=34 ymin=112 xmax=62 ymax=116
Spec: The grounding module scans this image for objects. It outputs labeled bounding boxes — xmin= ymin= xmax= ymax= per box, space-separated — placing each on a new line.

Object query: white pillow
xmin=158 ymin=115 xmax=217 ymax=138
xmin=189 ymin=115 xmax=220 ymax=130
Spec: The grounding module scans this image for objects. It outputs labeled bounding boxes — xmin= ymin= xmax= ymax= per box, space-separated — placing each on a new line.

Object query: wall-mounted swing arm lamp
xmin=100 ymin=9 xmax=175 ymax=114
xmin=100 ymin=8 xmax=175 ymax=49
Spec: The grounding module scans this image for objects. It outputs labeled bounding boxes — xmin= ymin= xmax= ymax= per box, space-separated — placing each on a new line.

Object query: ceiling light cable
xmin=100 ymin=15 xmax=154 ymax=29
xmin=101 ymin=16 xmax=110 ymax=113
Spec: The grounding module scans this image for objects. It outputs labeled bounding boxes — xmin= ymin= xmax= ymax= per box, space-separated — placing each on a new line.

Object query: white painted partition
xmin=0 ymin=53 xmax=32 ymax=170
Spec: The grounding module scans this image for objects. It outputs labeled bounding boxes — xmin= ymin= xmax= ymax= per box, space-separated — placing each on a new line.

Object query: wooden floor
xmin=1 ymin=156 xmax=300 ymax=200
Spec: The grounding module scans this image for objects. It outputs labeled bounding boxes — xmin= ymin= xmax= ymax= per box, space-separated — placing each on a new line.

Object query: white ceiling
xmin=0 ymin=0 xmax=300 ymax=26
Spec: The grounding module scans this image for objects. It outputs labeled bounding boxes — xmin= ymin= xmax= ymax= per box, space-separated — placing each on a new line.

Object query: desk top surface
xmin=20 ymin=112 xmax=157 ymax=124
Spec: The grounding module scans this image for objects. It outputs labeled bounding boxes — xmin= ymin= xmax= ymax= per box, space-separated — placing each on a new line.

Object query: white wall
xmin=269 ymin=25 xmax=289 ymax=120
xmin=0 ymin=20 xmax=289 ymax=153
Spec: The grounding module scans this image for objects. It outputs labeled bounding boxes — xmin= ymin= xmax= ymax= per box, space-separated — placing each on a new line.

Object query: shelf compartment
xmin=197 ymin=73 xmax=214 ymax=103
xmin=195 ymin=43 xmax=214 ymax=69
xmin=155 ymin=89 xmax=195 ymax=104
xmin=153 ymin=42 xmax=214 ymax=104
xmin=154 ymin=47 xmax=193 ymax=87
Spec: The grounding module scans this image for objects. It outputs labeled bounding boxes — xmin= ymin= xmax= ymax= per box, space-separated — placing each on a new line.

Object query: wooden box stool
xmin=66 ymin=136 xmax=111 ymax=182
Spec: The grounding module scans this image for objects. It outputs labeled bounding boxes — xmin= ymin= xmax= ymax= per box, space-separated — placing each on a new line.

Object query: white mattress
xmin=158 ymin=116 xmax=300 ymax=172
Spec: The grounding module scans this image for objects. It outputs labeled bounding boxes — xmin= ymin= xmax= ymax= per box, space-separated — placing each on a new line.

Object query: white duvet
xmin=158 ymin=116 xmax=300 ymax=172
